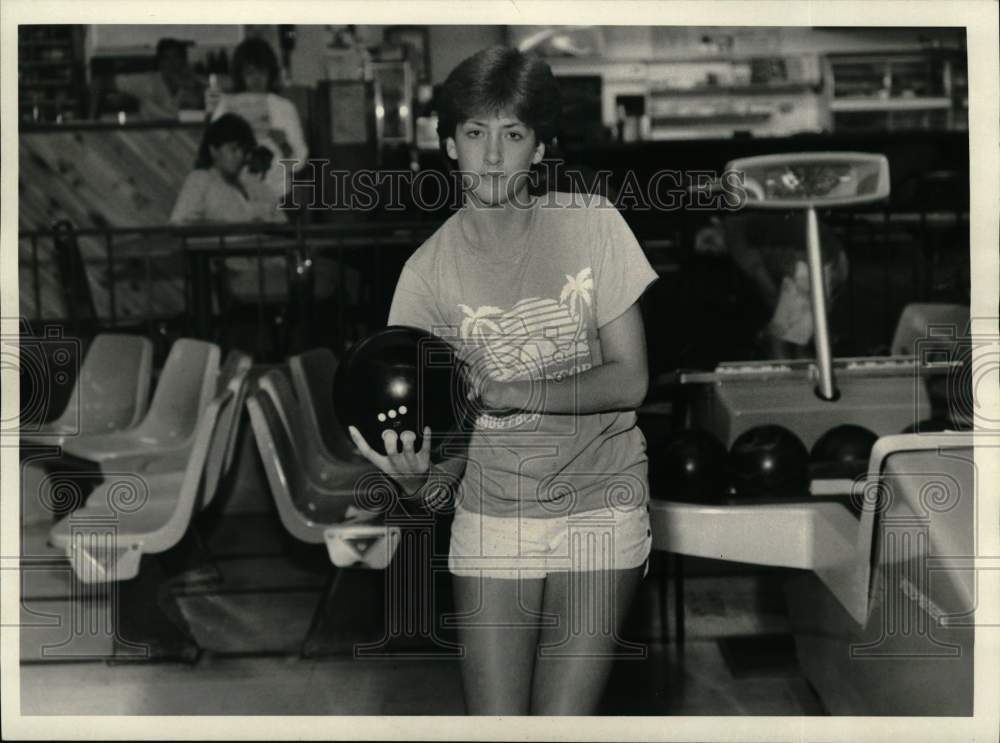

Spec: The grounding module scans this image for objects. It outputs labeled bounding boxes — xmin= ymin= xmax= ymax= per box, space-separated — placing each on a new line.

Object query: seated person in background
xmin=115 ymin=38 xmax=205 ymax=120
xmin=721 ymin=211 xmax=849 ymax=360
xmin=171 ymin=113 xmax=284 ymax=225
xmin=171 ymin=113 xmax=288 ymax=304
xmin=210 ymin=37 xmax=308 ymax=202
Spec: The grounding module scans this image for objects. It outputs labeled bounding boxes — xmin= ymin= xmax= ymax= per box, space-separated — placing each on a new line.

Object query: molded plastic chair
xmin=891 ymin=303 xmax=969 ymax=356
xmin=258 ymin=369 xmax=378 ymax=488
xmin=287 ymin=348 xmax=359 ymax=462
xmin=21 ymin=333 xmax=154 ymax=445
xmin=247 ymin=379 xmax=389 ymax=545
xmin=197 ymin=350 xmax=253 ymax=506
xmin=49 ymin=361 xmax=251 ymax=583
xmin=59 ymin=338 xmax=221 ymax=465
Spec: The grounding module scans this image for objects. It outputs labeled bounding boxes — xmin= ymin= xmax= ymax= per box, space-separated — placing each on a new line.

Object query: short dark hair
xmin=436 ymin=46 xmax=561 ymax=152
xmin=232 ymin=37 xmax=281 ymax=93
xmin=195 ymin=113 xmax=257 ymax=169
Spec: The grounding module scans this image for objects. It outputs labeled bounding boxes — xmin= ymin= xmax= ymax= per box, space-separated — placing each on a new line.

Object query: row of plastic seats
xmin=36 ymin=338 xmax=398 ymax=585
xmin=248 ymin=349 xmax=401 ymax=569
xmin=249 ymin=349 xmax=433 ymax=657
xmin=29 ymin=336 xmax=251 ymax=582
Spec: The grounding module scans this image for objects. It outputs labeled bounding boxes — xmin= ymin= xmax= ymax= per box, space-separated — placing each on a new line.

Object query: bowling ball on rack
xmin=333 ymin=326 xmax=475 ymax=462
xmin=810 ymin=424 xmax=878 ymax=479
xmin=651 ymin=428 xmax=730 ymax=502
xmin=729 ymin=424 xmax=809 ymax=498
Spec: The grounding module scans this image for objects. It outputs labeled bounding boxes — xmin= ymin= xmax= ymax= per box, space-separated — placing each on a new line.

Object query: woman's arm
xmin=270 ymin=95 xmax=308 ymax=165
xmin=481 ymin=301 xmax=649 ymax=414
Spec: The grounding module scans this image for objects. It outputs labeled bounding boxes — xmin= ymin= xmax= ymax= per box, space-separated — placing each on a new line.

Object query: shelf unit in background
xmin=19 ymin=25 xmax=88 ymax=124
xmin=827 ymin=51 xmax=968 ymax=133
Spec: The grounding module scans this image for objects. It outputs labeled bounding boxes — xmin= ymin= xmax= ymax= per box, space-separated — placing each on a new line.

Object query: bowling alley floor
xmin=19 ymin=510 xmax=827 ymax=716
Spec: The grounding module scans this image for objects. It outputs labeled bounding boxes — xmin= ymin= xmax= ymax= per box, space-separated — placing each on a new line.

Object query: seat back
xmin=154 ymin=381 xmax=236 ymax=548
xmin=215 ymin=350 xmax=254 ymax=471
xmin=246 ymin=389 xmax=324 ymax=544
xmin=136 ymin=338 xmax=221 ymax=442
xmin=257 ymin=369 xmax=320 ymax=463
xmin=200 ymin=358 xmax=253 ymax=510
xmin=54 ymin=333 xmax=154 ymax=433
xmin=891 ymin=303 xmax=969 ymax=356
xmin=288 ymin=348 xmax=357 ymax=461
xmin=257 ymin=369 xmax=392 ymax=520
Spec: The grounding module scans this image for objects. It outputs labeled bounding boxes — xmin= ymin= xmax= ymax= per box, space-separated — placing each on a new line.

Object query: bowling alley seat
xmin=248 ymin=372 xmax=449 ymax=658
xmin=48 ymin=352 xmax=252 ymax=583
xmin=288 ymin=347 xmax=363 ymax=462
xmin=20 ymin=333 xmax=154 ymax=446
xmin=247 ymin=370 xmax=395 ymax=554
xmin=58 ymin=338 xmax=221 ymax=467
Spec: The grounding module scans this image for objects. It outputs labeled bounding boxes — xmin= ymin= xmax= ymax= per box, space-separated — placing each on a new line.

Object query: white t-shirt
xmin=212 ymin=92 xmax=308 ymax=200
xmin=387 ymin=192 xmax=658 ymax=518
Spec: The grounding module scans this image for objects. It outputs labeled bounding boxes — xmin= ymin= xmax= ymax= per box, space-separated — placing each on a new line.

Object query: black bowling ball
xmin=651 ymin=428 xmax=729 ymax=502
xmin=333 ymin=326 xmax=474 ymax=460
xmin=810 ymin=424 xmax=878 ymax=479
xmin=729 ymin=424 xmax=809 ymax=498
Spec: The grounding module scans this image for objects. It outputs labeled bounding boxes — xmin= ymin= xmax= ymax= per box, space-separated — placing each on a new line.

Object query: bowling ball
xmin=729 ymin=424 xmax=809 ymax=498
xmin=651 ymin=428 xmax=729 ymax=502
xmin=810 ymin=424 xmax=878 ymax=479
xmin=333 ymin=326 xmax=474 ymax=460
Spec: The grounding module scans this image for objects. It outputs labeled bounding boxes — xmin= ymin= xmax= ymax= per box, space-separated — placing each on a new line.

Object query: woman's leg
xmin=451 ymin=574 xmax=546 ymax=715
xmin=529 ymin=566 xmax=645 ymax=715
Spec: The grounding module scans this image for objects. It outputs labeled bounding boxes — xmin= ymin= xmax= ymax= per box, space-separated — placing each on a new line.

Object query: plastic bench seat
xmin=21 ymin=333 xmax=154 ymax=446
xmin=258 ymin=369 xmax=378 ymax=489
xmin=288 ymin=348 xmax=361 ymax=462
xmin=59 ymin=338 xmax=221 ymax=465
xmin=49 ymin=359 xmax=251 ymax=583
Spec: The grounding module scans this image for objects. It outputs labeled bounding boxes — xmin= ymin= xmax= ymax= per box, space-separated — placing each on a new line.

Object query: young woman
xmin=210 ymin=36 xmax=308 ymax=202
xmin=170 ymin=113 xmax=287 ymax=306
xmin=170 ymin=112 xmax=284 ymax=225
xmin=349 ymin=46 xmax=658 ymax=715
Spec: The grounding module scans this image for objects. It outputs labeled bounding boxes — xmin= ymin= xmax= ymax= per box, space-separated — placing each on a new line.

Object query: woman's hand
xmin=246 ymin=146 xmax=274 ymax=177
xmin=348 ymin=424 xmax=432 ymax=497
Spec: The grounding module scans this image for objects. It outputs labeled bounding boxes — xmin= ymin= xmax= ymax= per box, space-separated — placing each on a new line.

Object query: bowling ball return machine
xmin=649 ymin=152 xmax=975 ymax=714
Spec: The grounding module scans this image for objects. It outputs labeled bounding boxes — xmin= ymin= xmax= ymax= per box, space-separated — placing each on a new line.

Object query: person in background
xmin=722 ymin=210 xmax=849 ymax=359
xmin=171 ymin=113 xmax=288 ymax=307
xmin=115 ymin=38 xmax=205 ymax=120
xmin=210 ymin=36 xmax=308 ymax=203
xmin=170 ymin=113 xmax=284 ymax=225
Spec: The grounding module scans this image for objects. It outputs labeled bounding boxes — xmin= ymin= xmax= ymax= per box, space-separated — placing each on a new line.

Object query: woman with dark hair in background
xmin=171 ymin=113 xmax=288 ymax=318
xmin=170 ymin=112 xmax=284 ymax=224
xmin=349 ymin=45 xmax=657 ymax=715
xmin=210 ymin=36 xmax=308 ymax=202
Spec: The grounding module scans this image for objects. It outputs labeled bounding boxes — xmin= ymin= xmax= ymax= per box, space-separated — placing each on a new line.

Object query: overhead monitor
xmin=725 ymin=152 xmax=890 ymax=209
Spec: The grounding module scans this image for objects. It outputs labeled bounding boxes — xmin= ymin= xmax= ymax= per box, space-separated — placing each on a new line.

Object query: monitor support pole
xmin=806 ymin=206 xmax=837 ymax=401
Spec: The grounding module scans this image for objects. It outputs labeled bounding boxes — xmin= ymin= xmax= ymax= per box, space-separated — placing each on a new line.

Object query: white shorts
xmin=448 ymin=502 xmax=652 ymax=580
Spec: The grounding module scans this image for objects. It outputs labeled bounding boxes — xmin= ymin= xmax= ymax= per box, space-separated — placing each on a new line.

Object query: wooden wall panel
xmin=19 ymin=126 xmax=199 ymax=320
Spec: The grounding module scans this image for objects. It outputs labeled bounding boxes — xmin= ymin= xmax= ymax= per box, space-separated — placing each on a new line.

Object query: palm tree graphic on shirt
xmin=458 ymin=267 xmax=594 ymax=384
